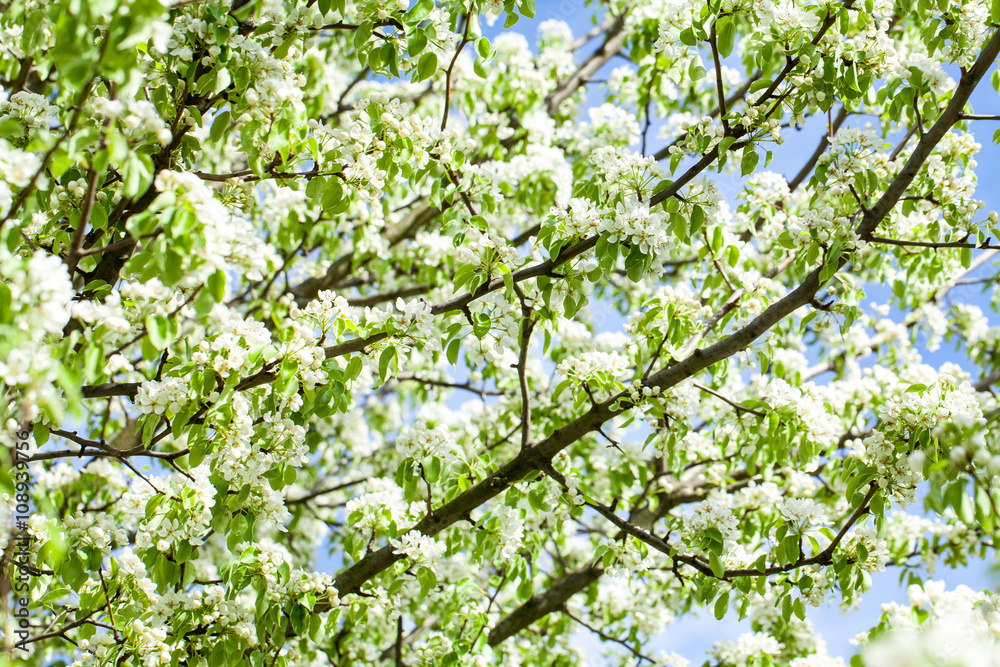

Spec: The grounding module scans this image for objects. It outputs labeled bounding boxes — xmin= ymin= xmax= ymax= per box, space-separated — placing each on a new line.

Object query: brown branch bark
xmin=545 ymin=9 xmax=629 ymax=115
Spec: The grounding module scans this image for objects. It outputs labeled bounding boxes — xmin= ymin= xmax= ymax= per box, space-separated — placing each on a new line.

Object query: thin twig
xmin=691 ymin=381 xmax=765 ymax=418
xmin=441 ymin=14 xmax=472 ymax=131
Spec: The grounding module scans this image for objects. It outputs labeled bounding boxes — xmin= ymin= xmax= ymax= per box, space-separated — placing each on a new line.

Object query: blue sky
xmin=482 ymin=2 xmax=1000 ymax=663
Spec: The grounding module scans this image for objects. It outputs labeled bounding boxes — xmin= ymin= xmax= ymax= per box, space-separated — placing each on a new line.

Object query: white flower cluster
xmin=591 ymin=147 xmax=665 ymax=198
xmin=153 ymin=171 xmax=279 ymax=283
xmin=779 ymin=497 xmax=830 ymax=532
xmin=937 ymin=1 xmax=993 ymax=67
xmin=0 ymin=90 xmax=59 ymax=133
xmin=283 ymin=567 xmax=340 ymax=606
xmin=213 ymin=393 xmax=306 ymax=515
xmin=136 ymin=376 xmax=191 ymax=416
xmin=120 ymin=467 xmax=217 ymax=557
xmin=710 ymin=631 xmax=784 ymax=667
xmin=364 ymin=297 xmax=432 ymax=337
xmin=397 ymin=421 xmax=455 ymax=460
xmin=0 ymin=138 xmax=42 ymax=217
xmin=758 ymin=0 xmax=820 ymax=37
xmin=0 ymin=23 xmax=28 ymax=60
xmin=916 ymin=132 xmax=985 ymax=232
xmin=649 ymin=0 xmax=701 ymax=54
xmin=562 ymin=474 xmax=586 ymax=506
xmin=454 ymin=229 xmax=520 ymax=270
xmin=50 ymin=176 xmax=116 ymax=215
xmin=159 ymin=11 xmax=307 ymax=123
xmin=742 ymin=170 xmax=791 ymax=213
xmin=604 ymin=537 xmax=652 ymax=578
xmin=0 ymin=344 xmax=64 ymax=426
xmin=308 ymin=101 xmax=401 ymax=201
xmin=275 ymin=321 xmax=329 ymax=392
xmin=122 ymin=99 xmax=172 ymax=147
xmin=90 ymin=96 xmax=124 ymax=122
xmin=877 ymin=376 xmax=984 ymax=432
xmin=682 ymin=497 xmax=738 ymax=548
xmin=371 ymin=94 xmax=440 ymax=148
xmin=291 ymin=289 xmax=353 ymax=333
xmin=600 ymin=196 xmax=675 ymax=263
xmin=847 ymin=524 xmax=888 ymax=572
xmin=577 ymin=104 xmax=640 ymax=150
xmin=234 ymin=540 xmax=292 ymax=598
xmin=63 ymin=511 xmax=129 ymax=553
xmin=537 ymin=19 xmax=573 ymax=48
xmin=785 ymin=205 xmax=858 ymax=248
xmin=822 ymin=127 xmax=893 ymax=190
xmin=0 ymin=249 xmax=74 ymax=423
xmin=548 ymin=197 xmax=603 ymax=240
xmin=647 ymin=379 xmax=700 ymax=423
xmin=629 ymin=284 xmax=711 ymax=344
xmin=4 ymin=250 xmax=73 ymax=336
xmin=127 ymin=618 xmax=171 ymax=666
xmin=758 ymin=378 xmax=841 ymax=450
xmin=346 ymin=484 xmax=419 ymax=532
xmin=391 ymin=530 xmax=446 ymax=565
xmin=483 ymin=32 xmax=559 ymax=105
xmin=115 ymin=547 xmax=157 ymax=601
xmin=186 ymin=584 xmax=259 ymax=646
xmin=556 ymin=351 xmax=631 ymax=384
xmin=190 ymin=305 xmax=271 ymax=379
xmin=494 ymin=506 xmax=525 ymax=562
xmin=863 ymin=581 xmax=1000 ymax=666
xmin=259 ymin=185 xmax=314 ymax=228
xmin=901 ymin=53 xmax=954 ymax=96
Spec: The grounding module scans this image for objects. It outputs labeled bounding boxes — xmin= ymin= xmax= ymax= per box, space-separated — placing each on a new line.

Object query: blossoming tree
xmin=2 ymin=0 xmax=1000 ymax=664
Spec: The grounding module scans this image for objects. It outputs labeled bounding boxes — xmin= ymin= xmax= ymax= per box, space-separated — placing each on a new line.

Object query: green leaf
xmin=210 ymin=110 xmax=232 ymax=143
xmin=408 ymin=31 xmax=427 ymax=58
xmin=446 ymin=338 xmax=461 ymax=366
xmin=414 ymin=51 xmax=437 ymax=83
xmin=213 ymin=67 xmax=231 ymax=95
xmin=717 ymin=18 xmax=736 ymax=58
xmin=517 ymin=575 xmax=532 ymax=601
xmin=476 ymin=37 xmax=490 ymax=58
xmin=474 ymin=57 xmax=488 ymax=79
xmin=354 ymin=21 xmax=373 ymax=50
xmin=0 ymin=282 xmax=11 ymax=324
xmin=709 ymin=551 xmax=725 ymax=579
xmin=207 ymin=270 xmax=226 ymax=302
xmin=690 ymin=205 xmax=705 ymax=235
xmin=424 ymin=456 xmax=442 ymax=483
xmin=793 ymin=597 xmax=806 ymax=621
xmin=146 ymin=313 xmax=171 ymax=350
xmin=689 ymin=60 xmax=707 ymax=81
xmin=714 ymin=590 xmax=730 ymax=620
xmin=290 ymin=603 xmax=309 ymax=635
xmin=379 ymin=346 xmax=396 ymax=380
xmin=741 ymin=148 xmax=759 ymax=176
xmin=406 ymin=0 xmax=433 ymax=22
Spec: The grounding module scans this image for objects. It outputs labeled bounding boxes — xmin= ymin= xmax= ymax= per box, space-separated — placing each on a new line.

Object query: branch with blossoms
xmin=8 ymin=1 xmax=1000 ymax=665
